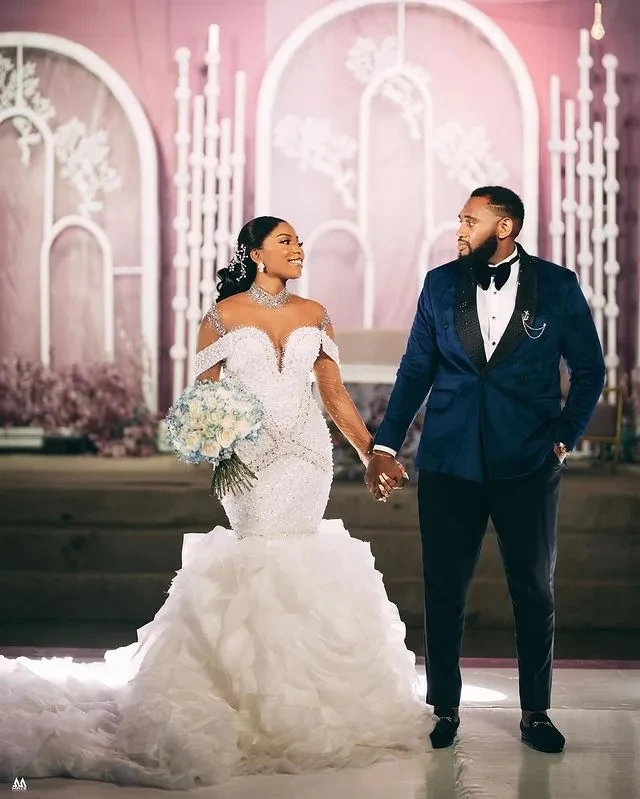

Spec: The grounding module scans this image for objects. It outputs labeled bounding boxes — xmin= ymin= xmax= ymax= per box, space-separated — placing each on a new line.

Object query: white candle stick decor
xmin=214 ymin=118 xmax=233 ymax=288
xmin=602 ymin=53 xmax=620 ymax=386
xmin=576 ymin=29 xmax=594 ymax=304
xmin=200 ymin=24 xmax=222 ymax=317
xmin=187 ymin=95 xmax=206 ymax=372
xmin=170 ymin=46 xmax=192 ymax=402
xmin=170 ymin=26 xmax=248 ymax=400
xmin=230 ymin=71 xmax=247 ymax=242
xmin=563 ymin=99 xmax=578 ymax=271
xmin=548 ymin=28 xmax=621 ymax=388
xmin=548 ymin=75 xmax=564 ymax=265
xmin=591 ymin=120 xmax=605 ymax=340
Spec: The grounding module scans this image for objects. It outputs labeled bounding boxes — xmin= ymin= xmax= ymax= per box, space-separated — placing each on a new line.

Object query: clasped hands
xmin=364 ymin=451 xmax=409 ymax=502
xmin=364 ymin=444 xmax=564 ymax=502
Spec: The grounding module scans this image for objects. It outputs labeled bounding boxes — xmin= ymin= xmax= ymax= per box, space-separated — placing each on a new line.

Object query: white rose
xmin=219 ymin=428 xmax=236 ymax=449
xmin=187 ymin=399 xmax=202 ymax=416
xmin=235 ymin=420 xmax=252 ymax=437
xmin=183 ymin=431 xmax=201 ymax=451
xmin=201 ymin=441 xmax=221 ymax=459
xmin=189 ymin=408 xmax=204 ymax=424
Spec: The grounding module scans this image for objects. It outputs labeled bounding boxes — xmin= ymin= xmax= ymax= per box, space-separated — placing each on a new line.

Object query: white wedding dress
xmin=0 ymin=307 xmax=433 ymax=790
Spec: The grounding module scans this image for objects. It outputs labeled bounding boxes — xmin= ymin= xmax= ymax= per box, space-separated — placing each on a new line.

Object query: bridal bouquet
xmin=165 ymin=378 xmax=263 ymax=498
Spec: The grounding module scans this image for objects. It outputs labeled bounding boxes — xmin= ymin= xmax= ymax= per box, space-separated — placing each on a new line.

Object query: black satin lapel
xmin=454 ymin=263 xmax=487 ymax=372
xmin=485 ymin=246 xmax=538 ymax=372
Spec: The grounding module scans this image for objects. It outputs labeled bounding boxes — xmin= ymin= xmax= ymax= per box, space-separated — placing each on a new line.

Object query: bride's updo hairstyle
xmin=215 ymin=216 xmax=286 ymax=301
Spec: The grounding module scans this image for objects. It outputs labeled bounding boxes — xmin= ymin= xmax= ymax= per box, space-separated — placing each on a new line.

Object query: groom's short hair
xmin=471 ymin=186 xmax=525 ymax=236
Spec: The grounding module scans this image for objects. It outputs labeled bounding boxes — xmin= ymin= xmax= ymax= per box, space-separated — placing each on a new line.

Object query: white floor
xmin=5 ymin=666 xmax=639 ymax=799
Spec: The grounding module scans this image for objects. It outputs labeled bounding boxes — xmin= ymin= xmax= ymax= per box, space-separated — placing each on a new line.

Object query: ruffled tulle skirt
xmin=0 ymin=521 xmax=433 ymax=789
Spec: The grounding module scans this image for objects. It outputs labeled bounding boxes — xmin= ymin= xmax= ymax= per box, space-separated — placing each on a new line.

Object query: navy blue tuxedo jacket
xmin=374 ymin=245 xmax=606 ymax=482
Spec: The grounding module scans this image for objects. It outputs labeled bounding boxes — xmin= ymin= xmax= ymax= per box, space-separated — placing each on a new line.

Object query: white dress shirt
xmin=476 ymin=248 xmax=519 ymax=361
xmin=373 ymin=249 xmax=519 ymax=457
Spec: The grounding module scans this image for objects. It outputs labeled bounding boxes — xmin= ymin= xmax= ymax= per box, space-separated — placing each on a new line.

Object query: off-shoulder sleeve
xmin=192 ymin=339 xmax=230 ymax=381
xmin=320 ymin=332 xmax=340 ymax=364
xmin=192 ymin=336 xmax=231 ymax=380
xmin=192 ymin=305 xmax=230 ymax=381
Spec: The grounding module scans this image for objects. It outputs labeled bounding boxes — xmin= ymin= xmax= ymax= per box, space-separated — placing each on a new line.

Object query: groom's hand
xmin=365 ymin=453 xmax=408 ymax=502
xmin=553 ymin=443 xmax=568 ymax=463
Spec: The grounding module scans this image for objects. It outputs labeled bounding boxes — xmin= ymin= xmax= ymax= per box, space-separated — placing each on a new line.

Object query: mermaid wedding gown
xmin=0 ymin=306 xmax=433 ymax=789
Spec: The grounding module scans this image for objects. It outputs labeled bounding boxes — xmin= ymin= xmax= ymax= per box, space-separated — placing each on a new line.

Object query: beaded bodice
xmin=193 ymin=304 xmax=340 ymax=538
xmin=194 ymin=304 xmax=338 ymax=419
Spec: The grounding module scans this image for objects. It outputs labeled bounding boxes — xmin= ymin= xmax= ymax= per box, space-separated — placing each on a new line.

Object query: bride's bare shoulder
xmin=289 ymin=295 xmax=328 ymax=326
xmin=206 ymin=293 xmax=252 ymax=328
xmin=216 ymin=293 xmax=253 ymax=312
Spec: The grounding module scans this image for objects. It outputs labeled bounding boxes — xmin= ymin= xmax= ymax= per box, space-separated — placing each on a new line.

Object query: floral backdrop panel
xmin=257 ymin=1 xmax=532 ymax=330
xmin=0 ymin=46 xmax=141 ymax=368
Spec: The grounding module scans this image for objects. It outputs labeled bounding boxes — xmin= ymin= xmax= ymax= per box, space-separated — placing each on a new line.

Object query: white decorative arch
xmin=42 ymin=217 xmax=116 ymax=364
xmin=303 ymin=219 xmax=375 ymax=325
xmin=358 ymin=64 xmax=436 ymax=302
xmin=255 ymin=0 xmax=540 ymax=327
xmin=0 ymin=32 xmax=159 ymax=410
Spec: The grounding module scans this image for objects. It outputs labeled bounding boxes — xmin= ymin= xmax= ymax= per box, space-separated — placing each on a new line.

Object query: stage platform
xmin=1 ymin=455 xmax=639 ymax=659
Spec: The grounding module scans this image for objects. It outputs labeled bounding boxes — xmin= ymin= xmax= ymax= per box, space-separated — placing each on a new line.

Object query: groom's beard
xmin=458 ymin=233 xmax=499 ymax=268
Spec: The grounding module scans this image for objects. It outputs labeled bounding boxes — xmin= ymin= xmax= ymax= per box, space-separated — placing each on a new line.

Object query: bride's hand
xmin=364 ymin=452 xmax=408 ymax=502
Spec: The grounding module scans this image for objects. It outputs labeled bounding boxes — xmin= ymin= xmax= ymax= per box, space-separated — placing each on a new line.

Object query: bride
xmin=0 ymin=216 xmax=433 ymax=789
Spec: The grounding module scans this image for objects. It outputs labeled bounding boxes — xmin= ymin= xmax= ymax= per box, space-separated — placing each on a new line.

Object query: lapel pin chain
xmin=521 ymin=311 xmax=546 ymax=340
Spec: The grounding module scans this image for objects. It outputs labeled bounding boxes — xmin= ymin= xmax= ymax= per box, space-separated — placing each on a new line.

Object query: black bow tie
xmin=474 ymin=254 xmax=519 ymax=291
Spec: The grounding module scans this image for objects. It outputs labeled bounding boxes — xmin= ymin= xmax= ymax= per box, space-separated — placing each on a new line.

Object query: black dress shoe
xmin=520 ymin=713 xmax=565 ymax=753
xmin=430 ymin=714 xmax=460 ymax=749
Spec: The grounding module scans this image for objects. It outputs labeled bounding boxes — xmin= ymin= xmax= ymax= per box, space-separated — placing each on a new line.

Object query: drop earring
xmin=257 ymin=263 xmax=266 ymax=273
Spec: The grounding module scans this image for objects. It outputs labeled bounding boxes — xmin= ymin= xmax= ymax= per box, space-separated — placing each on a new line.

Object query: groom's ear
xmin=497 ymin=216 xmax=514 ymax=240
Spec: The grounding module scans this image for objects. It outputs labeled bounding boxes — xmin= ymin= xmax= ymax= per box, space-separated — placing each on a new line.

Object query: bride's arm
xmin=194 ymin=312 xmax=224 ymax=383
xmin=313 ymin=321 xmax=373 ymax=465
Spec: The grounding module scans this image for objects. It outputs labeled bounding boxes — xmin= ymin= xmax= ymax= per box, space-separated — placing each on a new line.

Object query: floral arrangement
xmin=0 ymin=358 xmax=59 ymax=428
xmin=0 ymin=356 xmax=158 ymax=457
xmin=165 ymin=378 xmax=263 ymax=498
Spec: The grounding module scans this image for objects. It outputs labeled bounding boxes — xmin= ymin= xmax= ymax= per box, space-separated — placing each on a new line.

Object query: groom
xmin=365 ymin=186 xmax=605 ymax=753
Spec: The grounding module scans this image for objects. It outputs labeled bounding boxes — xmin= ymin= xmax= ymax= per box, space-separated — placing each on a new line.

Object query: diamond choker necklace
xmin=248 ymin=283 xmax=290 ymax=309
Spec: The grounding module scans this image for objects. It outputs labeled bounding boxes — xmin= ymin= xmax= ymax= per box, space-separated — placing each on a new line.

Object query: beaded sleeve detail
xmin=318 ymin=308 xmax=339 ymax=364
xmin=320 ymin=333 xmax=340 ymax=365
xmin=320 ymin=307 xmax=331 ymax=332
xmin=192 ymin=337 xmax=230 ymax=380
xmin=205 ymin=304 xmax=227 ymax=337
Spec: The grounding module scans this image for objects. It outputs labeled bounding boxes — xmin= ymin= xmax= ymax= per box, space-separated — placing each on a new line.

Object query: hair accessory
xmin=228 ymin=243 xmax=247 ymax=278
